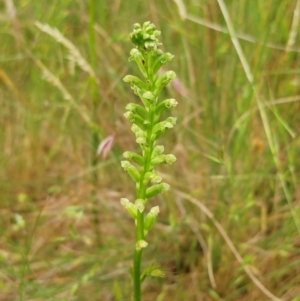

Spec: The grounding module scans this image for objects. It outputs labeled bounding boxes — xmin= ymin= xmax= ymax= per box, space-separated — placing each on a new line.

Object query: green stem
xmin=124 ymin=22 xmax=176 ymax=301
xmin=133 ymin=156 xmax=150 ymax=301
xmin=133 ymin=212 xmax=143 ymax=301
xmin=133 ymin=96 xmax=156 ymax=301
xmin=88 ymin=0 xmax=98 ymax=155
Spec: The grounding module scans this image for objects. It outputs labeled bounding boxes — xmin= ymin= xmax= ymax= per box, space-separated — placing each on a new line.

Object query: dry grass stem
xmin=35 ymin=21 xmax=96 ymax=78
xmin=176 ymin=190 xmax=282 ymax=301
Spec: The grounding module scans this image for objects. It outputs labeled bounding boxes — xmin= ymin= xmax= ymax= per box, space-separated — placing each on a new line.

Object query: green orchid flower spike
xmin=121 ymin=21 xmax=177 ymax=301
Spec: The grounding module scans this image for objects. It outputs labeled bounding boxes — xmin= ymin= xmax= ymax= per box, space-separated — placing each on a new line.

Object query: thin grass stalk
xmin=217 ymin=0 xmax=300 ymax=235
xmin=89 ymin=0 xmax=101 ymax=244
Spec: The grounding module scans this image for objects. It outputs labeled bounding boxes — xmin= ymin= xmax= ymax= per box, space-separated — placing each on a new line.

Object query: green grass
xmin=0 ymin=0 xmax=300 ymax=300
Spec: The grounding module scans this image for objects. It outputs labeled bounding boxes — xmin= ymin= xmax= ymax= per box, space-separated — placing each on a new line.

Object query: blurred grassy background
xmin=1 ymin=0 xmax=300 ymax=300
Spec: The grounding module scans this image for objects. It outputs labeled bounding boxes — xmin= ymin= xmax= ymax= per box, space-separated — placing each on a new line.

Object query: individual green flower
xmin=144 ymin=206 xmax=160 ymax=233
xmin=120 ymin=198 xmax=137 ymax=219
xmin=136 ymin=240 xmax=148 ymax=251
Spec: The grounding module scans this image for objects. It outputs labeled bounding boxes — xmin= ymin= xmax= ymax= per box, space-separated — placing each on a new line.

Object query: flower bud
xmin=133 ymin=23 xmax=141 ymax=30
xmin=120 ymin=198 xmax=137 ymax=219
xmin=131 ymin=85 xmax=142 ymax=96
xmin=121 ymin=161 xmax=140 ymax=183
xmin=130 ymin=124 xmax=148 ymax=145
xmin=165 ymin=98 xmax=178 ymax=109
xmin=151 ymin=174 xmax=162 ymax=184
xmin=143 ymin=21 xmax=154 ymax=31
xmin=134 ymin=199 xmax=145 ymax=213
xmin=150 ymin=155 xmax=166 ymax=166
xmin=161 ymin=53 xmax=174 ymax=64
xmin=144 ymin=206 xmax=160 ymax=232
xmin=154 ymin=71 xmax=176 ymax=95
xmin=165 ymin=154 xmax=176 ymax=164
xmin=135 ymin=131 xmax=147 ymax=145
xmin=144 ymin=171 xmax=162 ymax=184
xmin=153 ymin=30 xmax=161 ymax=37
xmin=150 ymin=154 xmax=176 ymax=167
xmin=153 ymin=117 xmax=176 ymax=134
xmin=153 ymin=52 xmax=174 ymax=75
xmin=123 ymin=151 xmax=144 ymax=166
xmin=150 ymin=206 xmax=160 ymax=215
xmin=131 ymin=124 xmax=143 ymax=134
xmin=126 ymin=103 xmax=149 ymax=120
xmin=129 ymin=49 xmax=147 ymax=78
xmin=143 ymin=91 xmax=155 ymax=102
xmin=165 ymin=117 xmax=177 ymax=125
xmin=151 ymin=49 xmax=164 ymax=61
xmin=136 ymin=240 xmax=148 ymax=251
xmin=145 ymin=41 xmax=158 ymax=50
xmin=123 ymin=111 xmax=134 ymax=121
xmin=155 ymin=98 xmax=178 ymax=116
xmin=143 ymin=33 xmax=150 ymax=40
xmin=121 ymin=160 xmax=130 ymax=170
xmin=135 ymin=88 xmax=152 ymax=108
xmin=146 ymin=183 xmax=170 ymax=198
xmin=136 ymin=136 xmax=147 ymax=145
xmin=124 ymin=111 xmax=149 ymax=131
xmin=123 ymin=75 xmax=147 ymax=90
xmin=152 ymin=117 xmax=177 ymax=140
xmin=152 ymin=145 xmax=164 ymax=156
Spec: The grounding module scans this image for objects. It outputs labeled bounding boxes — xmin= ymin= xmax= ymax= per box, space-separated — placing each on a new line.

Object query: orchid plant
xmin=121 ymin=21 xmax=177 ymax=301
